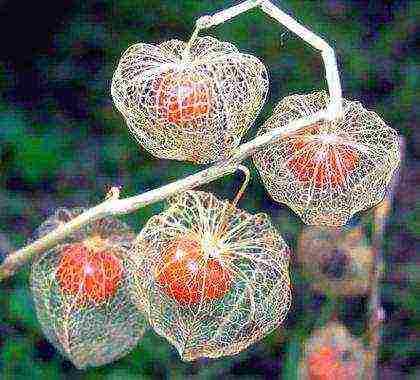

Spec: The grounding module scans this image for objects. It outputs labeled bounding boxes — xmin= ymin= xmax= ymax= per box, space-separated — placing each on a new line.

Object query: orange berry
xmin=308 ymin=346 xmax=355 ymax=380
xmin=288 ymin=125 xmax=359 ymax=188
xmin=155 ymin=237 xmax=231 ymax=305
xmin=155 ymin=71 xmax=212 ymax=126
xmin=56 ymin=243 xmax=123 ymax=305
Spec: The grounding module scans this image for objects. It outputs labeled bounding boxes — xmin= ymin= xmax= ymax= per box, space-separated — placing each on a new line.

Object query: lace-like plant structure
xmin=299 ymin=322 xmax=367 ymax=380
xmin=253 ymin=91 xmax=400 ymax=226
xmin=56 ymin=244 xmax=123 ymax=305
xmin=111 ymin=36 xmax=269 ymax=163
xmin=128 ymin=191 xmax=291 ymax=361
xmin=31 ymin=208 xmax=147 ymax=369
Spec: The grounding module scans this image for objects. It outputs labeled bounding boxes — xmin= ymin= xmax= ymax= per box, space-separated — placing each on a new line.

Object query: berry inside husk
xmin=154 ymin=70 xmax=212 ymax=126
xmin=321 ymin=249 xmax=349 ymax=280
xmin=288 ymin=125 xmax=359 ymax=189
xmin=56 ymin=243 xmax=123 ymax=305
xmin=155 ymin=236 xmax=231 ymax=305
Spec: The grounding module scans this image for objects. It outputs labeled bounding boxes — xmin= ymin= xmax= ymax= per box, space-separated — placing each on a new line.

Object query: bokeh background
xmin=0 ymin=0 xmax=418 ymax=378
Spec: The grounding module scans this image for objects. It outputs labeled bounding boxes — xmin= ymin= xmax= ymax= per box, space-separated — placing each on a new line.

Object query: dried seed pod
xmin=297 ymin=225 xmax=373 ymax=296
xmin=253 ymin=91 xmax=400 ymax=226
xmin=299 ymin=322 xmax=368 ymax=379
xmin=111 ymin=36 xmax=269 ymax=163
xmin=31 ymin=208 xmax=147 ymax=369
xmin=128 ymin=191 xmax=291 ymax=361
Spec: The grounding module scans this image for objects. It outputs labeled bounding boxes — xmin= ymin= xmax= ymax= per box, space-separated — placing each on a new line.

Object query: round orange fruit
xmin=56 ymin=243 xmax=123 ymax=305
xmin=155 ymin=236 xmax=231 ymax=305
xmin=308 ymin=346 xmax=355 ymax=380
xmin=288 ymin=125 xmax=359 ymax=188
xmin=154 ymin=70 xmax=212 ymax=126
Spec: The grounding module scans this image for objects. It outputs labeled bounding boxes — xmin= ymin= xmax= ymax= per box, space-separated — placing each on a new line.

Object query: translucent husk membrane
xmin=299 ymin=322 xmax=367 ymax=380
xmin=253 ymin=91 xmax=400 ymax=226
xmin=111 ymin=36 xmax=269 ymax=164
xmin=128 ymin=191 xmax=291 ymax=361
xmin=30 ymin=208 xmax=147 ymax=369
xmin=297 ymin=225 xmax=374 ymax=296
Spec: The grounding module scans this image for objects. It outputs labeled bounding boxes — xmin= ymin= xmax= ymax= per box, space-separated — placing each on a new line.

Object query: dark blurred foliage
xmin=0 ymin=0 xmax=418 ymax=378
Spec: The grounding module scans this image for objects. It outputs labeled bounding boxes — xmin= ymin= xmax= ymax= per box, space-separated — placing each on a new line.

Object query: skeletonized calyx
xmin=31 ymin=208 xmax=147 ymax=369
xmin=128 ymin=191 xmax=291 ymax=361
xmin=111 ymin=36 xmax=269 ymax=163
xmin=253 ymin=91 xmax=400 ymax=226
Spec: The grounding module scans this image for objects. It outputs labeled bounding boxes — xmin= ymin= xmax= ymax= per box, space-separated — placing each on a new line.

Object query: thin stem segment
xmin=366 ymin=137 xmax=404 ymax=379
xmin=0 ymin=111 xmax=328 ymax=282
xmin=188 ymin=0 xmax=343 ymax=120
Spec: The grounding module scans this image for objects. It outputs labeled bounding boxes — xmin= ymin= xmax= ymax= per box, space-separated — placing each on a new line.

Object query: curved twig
xmin=366 ymin=137 xmax=404 ymax=379
xmin=189 ymin=0 xmax=343 ymax=120
xmin=0 ymin=110 xmax=328 ymax=282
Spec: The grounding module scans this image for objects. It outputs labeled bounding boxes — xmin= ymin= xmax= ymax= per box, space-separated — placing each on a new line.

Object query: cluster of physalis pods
xmin=30 ymin=0 xmax=400 ymax=371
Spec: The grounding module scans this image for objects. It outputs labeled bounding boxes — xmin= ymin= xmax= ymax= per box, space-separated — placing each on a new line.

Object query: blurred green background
xmin=0 ymin=0 xmax=418 ymax=378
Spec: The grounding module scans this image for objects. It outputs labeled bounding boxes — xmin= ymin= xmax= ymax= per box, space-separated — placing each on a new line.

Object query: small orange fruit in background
xmin=299 ymin=322 xmax=367 ymax=379
xmin=56 ymin=243 xmax=123 ymax=305
xmin=154 ymin=70 xmax=212 ymax=126
xmin=155 ymin=236 xmax=231 ymax=305
xmin=307 ymin=346 xmax=357 ymax=380
xmin=288 ymin=125 xmax=359 ymax=189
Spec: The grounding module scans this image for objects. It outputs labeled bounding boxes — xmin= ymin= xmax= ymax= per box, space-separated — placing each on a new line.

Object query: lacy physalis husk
xmin=128 ymin=191 xmax=291 ymax=361
xmin=30 ymin=208 xmax=147 ymax=369
xmin=111 ymin=36 xmax=268 ymax=164
xmin=253 ymin=91 xmax=400 ymax=226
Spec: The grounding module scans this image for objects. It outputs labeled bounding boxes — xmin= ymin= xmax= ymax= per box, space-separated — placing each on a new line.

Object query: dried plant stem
xmin=0 ymin=1 xmax=342 ymax=281
xmin=0 ymin=110 xmax=328 ymax=282
xmin=366 ymin=137 xmax=404 ymax=379
xmin=366 ymin=199 xmax=388 ymax=380
xmin=192 ymin=0 xmax=343 ymax=119
xmin=231 ymin=165 xmax=251 ymax=208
